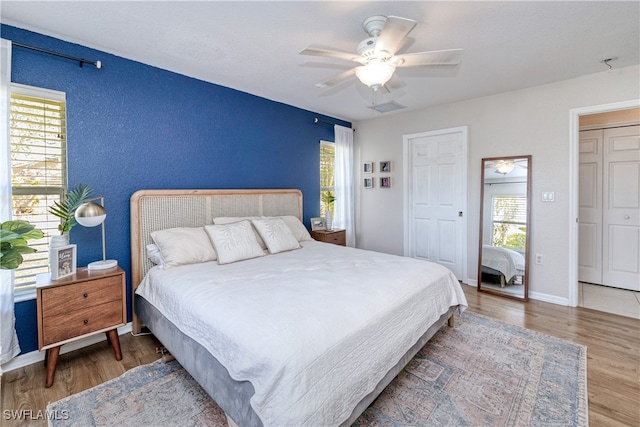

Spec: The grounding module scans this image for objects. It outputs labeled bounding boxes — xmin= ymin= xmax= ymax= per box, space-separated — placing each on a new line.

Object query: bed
xmin=481 ymin=244 xmax=525 ymax=287
xmin=130 ymin=189 xmax=468 ymax=427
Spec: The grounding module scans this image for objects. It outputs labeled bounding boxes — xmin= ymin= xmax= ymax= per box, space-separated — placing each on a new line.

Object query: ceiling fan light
xmin=355 ymin=60 xmax=396 ymax=89
xmin=495 ymin=160 xmax=516 ymax=175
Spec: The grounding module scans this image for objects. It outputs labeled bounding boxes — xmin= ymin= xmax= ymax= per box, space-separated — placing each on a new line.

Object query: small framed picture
xmin=380 ymin=161 xmax=391 ymax=173
xmin=310 ymin=217 xmax=326 ymax=231
xmin=363 ymin=177 xmax=374 ymax=188
xmin=50 ymin=244 xmax=77 ymax=280
xmin=363 ymin=161 xmax=373 ymax=174
xmin=380 ymin=177 xmax=391 ymax=188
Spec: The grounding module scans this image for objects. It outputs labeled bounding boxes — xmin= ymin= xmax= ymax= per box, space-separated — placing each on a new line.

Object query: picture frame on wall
xmin=50 ymin=244 xmax=76 ymax=280
xmin=364 ymin=177 xmax=374 ymax=188
xmin=310 ymin=217 xmax=326 ymax=231
xmin=380 ymin=161 xmax=391 ymax=173
xmin=363 ymin=161 xmax=373 ymax=173
xmin=380 ymin=177 xmax=391 ymax=188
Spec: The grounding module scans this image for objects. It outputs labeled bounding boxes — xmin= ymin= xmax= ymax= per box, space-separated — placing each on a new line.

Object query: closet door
xmin=602 ymin=126 xmax=640 ymax=291
xmin=578 ymin=130 xmax=603 ymax=284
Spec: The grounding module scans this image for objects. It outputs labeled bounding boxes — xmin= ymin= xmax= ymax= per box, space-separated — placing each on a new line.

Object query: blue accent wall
xmin=3 ymin=25 xmax=350 ymax=355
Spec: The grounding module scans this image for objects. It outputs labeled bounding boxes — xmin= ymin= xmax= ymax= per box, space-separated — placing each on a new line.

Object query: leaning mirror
xmin=478 ymin=155 xmax=531 ymax=301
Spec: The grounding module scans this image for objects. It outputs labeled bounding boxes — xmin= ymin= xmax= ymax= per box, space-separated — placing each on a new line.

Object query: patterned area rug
xmin=47 ymin=312 xmax=587 ymax=427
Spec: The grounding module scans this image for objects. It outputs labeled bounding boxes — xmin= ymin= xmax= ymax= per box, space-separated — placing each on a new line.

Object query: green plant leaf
xmin=0 ymin=220 xmax=45 ymax=270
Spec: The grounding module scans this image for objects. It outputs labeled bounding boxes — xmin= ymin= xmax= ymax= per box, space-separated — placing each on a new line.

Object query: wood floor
xmin=2 ymin=285 xmax=639 ymax=426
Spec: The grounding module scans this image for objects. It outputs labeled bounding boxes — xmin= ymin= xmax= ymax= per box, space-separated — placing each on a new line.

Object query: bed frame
xmin=130 ymin=188 xmax=456 ymax=426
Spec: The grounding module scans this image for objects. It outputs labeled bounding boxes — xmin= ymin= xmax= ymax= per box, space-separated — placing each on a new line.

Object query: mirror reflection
xmin=478 ymin=156 xmax=531 ymax=301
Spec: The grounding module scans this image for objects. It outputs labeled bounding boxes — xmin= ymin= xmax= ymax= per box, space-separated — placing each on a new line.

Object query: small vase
xmin=325 ymin=210 xmax=333 ymax=231
xmin=49 ymin=234 xmax=69 ymax=248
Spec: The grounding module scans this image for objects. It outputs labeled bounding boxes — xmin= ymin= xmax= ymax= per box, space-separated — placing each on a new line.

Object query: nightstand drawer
xmin=310 ymin=229 xmax=346 ymax=246
xmin=325 ymin=232 xmax=346 ymax=246
xmin=41 ymin=276 xmax=122 ymax=318
xmin=41 ymin=300 xmax=124 ymax=346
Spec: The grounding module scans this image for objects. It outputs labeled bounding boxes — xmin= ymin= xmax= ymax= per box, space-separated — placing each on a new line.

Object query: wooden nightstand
xmin=310 ymin=229 xmax=346 ymax=246
xmin=36 ymin=266 xmax=126 ymax=387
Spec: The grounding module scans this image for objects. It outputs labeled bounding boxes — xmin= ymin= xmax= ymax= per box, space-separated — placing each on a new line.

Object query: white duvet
xmin=482 ymin=244 xmax=525 ymax=281
xmin=136 ymin=241 xmax=467 ymax=426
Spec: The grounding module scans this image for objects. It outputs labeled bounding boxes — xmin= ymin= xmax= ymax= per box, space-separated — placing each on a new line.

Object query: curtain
xmin=334 ymin=125 xmax=356 ymax=247
xmin=0 ymin=38 xmax=20 ymax=365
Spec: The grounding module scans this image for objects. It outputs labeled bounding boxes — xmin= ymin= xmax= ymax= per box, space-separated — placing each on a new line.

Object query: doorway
xmin=569 ymin=100 xmax=640 ymax=307
xmin=402 ymin=126 xmax=468 ymax=281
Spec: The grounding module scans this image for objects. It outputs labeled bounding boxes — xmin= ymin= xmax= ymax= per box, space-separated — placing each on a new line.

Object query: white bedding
xmin=136 ymin=240 xmax=467 ymax=426
xmin=482 ymin=244 xmax=525 ymax=281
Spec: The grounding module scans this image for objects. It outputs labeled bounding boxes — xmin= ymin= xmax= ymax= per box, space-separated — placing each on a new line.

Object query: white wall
xmin=353 ymin=65 xmax=639 ymax=303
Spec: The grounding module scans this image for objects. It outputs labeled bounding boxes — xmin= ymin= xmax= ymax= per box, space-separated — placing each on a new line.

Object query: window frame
xmin=490 ymin=194 xmax=527 ymax=252
xmin=10 ymin=83 xmax=67 ymax=302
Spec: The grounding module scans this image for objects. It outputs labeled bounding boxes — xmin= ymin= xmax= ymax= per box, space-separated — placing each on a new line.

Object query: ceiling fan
xmin=299 ymin=15 xmax=463 ymax=92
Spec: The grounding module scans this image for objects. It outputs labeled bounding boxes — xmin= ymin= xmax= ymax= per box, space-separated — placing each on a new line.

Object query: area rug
xmin=47 ymin=312 xmax=587 ymax=427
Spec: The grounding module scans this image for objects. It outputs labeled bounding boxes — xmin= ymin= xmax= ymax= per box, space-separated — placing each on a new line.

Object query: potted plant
xmin=322 ymin=191 xmax=335 ymax=231
xmin=0 ymin=220 xmax=45 ymax=270
xmin=48 ymin=184 xmax=93 ymax=241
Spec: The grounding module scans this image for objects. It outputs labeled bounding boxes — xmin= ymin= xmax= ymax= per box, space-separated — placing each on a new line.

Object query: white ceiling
xmin=2 ymin=1 xmax=638 ymax=122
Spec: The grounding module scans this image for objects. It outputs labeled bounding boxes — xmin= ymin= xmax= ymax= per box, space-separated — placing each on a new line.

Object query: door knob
xmin=624 ymin=215 xmax=630 ymax=219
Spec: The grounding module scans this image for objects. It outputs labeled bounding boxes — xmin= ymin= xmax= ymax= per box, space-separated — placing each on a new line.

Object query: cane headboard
xmin=130 ymin=189 xmax=303 ymax=331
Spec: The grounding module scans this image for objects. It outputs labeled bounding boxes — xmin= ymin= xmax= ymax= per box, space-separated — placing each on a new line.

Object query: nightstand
xmin=36 ymin=266 xmax=126 ymax=387
xmin=310 ymin=229 xmax=346 ymax=246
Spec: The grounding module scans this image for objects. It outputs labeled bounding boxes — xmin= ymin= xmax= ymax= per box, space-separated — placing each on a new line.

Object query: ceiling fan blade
xmin=375 ymin=16 xmax=417 ymax=56
xmin=384 ymin=73 xmax=406 ymax=92
xmin=315 ymin=68 xmax=358 ymax=88
xmin=299 ymin=46 xmax=364 ymax=64
xmin=395 ymin=48 xmax=464 ymax=67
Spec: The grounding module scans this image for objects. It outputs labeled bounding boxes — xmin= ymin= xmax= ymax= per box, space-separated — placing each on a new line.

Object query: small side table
xmin=310 ymin=229 xmax=346 ymax=246
xmin=36 ymin=266 xmax=126 ymax=387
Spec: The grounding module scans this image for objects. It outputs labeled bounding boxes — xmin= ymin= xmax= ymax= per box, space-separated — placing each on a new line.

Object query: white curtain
xmin=333 ymin=125 xmax=356 ymax=247
xmin=0 ymin=38 xmax=20 ymax=365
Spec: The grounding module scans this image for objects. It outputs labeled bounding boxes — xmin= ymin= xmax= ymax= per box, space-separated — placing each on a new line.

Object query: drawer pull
xmin=83 ymin=319 xmax=89 ymax=325
xmin=83 ymin=292 xmax=88 ymax=298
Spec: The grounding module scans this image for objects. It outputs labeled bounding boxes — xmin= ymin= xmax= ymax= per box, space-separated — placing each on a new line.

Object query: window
xmin=491 ymin=195 xmax=527 ymax=252
xmin=9 ymin=84 xmax=67 ymax=300
xmin=319 ymin=141 xmax=335 ymax=217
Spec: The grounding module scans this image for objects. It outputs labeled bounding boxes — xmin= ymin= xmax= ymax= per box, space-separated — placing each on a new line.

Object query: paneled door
xmin=579 ymin=125 xmax=640 ymax=291
xmin=578 ymin=130 xmax=603 ymax=284
xmin=603 ymin=126 xmax=640 ymax=291
xmin=403 ymin=127 xmax=467 ymax=280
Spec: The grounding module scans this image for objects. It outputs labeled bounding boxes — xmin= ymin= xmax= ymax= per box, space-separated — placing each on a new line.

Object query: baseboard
xmin=1 ymin=323 xmax=132 ymax=374
xmin=462 ymin=279 xmax=570 ymax=306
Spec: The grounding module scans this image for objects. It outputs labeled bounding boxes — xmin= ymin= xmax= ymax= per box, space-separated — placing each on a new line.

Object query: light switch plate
xmin=542 ymin=191 xmax=555 ymax=202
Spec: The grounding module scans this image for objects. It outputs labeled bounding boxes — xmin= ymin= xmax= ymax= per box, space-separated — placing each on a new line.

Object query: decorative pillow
xmin=205 ymin=221 xmax=265 ymax=265
xmin=213 ymin=216 xmax=266 ymax=249
xmin=146 ymin=243 xmax=165 ymax=268
xmin=150 ymin=227 xmax=217 ymax=268
xmin=251 ymin=218 xmax=301 ymax=254
xmin=279 ymin=215 xmax=313 ymax=241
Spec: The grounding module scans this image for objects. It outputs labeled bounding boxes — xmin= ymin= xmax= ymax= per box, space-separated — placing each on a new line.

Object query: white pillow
xmin=213 ymin=216 xmax=266 ymax=249
xmin=251 ymin=218 xmax=301 ymax=254
xmin=205 ymin=221 xmax=265 ymax=265
xmin=279 ymin=215 xmax=313 ymax=241
xmin=146 ymin=243 xmax=165 ymax=268
xmin=151 ymin=227 xmax=217 ymax=268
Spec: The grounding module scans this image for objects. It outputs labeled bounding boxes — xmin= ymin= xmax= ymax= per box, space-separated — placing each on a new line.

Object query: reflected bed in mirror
xmin=478 ymin=156 xmax=531 ymax=301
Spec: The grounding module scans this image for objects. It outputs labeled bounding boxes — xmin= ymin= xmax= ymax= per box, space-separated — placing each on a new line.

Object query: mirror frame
xmin=477 ymin=155 xmax=531 ymax=301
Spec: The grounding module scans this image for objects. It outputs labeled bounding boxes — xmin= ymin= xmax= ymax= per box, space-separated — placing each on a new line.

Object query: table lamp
xmin=74 ymin=197 xmax=118 ymax=270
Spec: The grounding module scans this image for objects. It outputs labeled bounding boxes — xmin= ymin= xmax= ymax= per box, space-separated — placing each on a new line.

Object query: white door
xmin=403 ymin=127 xmax=467 ymax=280
xmin=602 ymin=126 xmax=640 ymax=291
xmin=578 ymin=130 xmax=603 ymax=284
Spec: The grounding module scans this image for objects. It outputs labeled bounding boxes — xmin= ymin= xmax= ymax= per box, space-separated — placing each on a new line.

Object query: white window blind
xmin=9 ymin=84 xmax=67 ymax=299
xmin=320 ymin=141 xmax=335 ymax=216
xmin=491 ymin=195 xmax=527 ymax=252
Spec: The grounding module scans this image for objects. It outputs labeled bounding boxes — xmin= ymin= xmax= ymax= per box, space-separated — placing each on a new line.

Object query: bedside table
xmin=310 ymin=229 xmax=346 ymax=246
xmin=36 ymin=266 xmax=126 ymax=387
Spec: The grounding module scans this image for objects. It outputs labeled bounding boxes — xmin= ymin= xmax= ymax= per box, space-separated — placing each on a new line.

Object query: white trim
xmin=1 ymin=322 xmax=132 ymax=373
xmin=402 ymin=126 xmax=468 ymax=281
xmin=11 ymin=82 xmax=66 ymax=101
xmin=13 ymin=288 xmax=36 ymax=303
xmin=568 ymin=99 xmax=640 ymax=307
